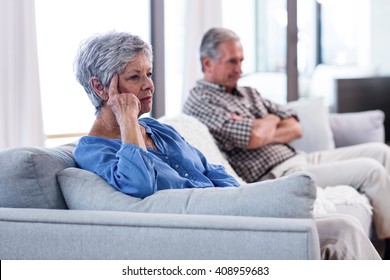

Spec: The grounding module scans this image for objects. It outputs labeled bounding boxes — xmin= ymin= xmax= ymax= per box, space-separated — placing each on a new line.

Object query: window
xmin=163 ymin=0 xmax=290 ymax=116
xmin=221 ymin=0 xmax=257 ymax=74
xmin=164 ymin=0 xmax=186 ymax=118
xmin=224 ymin=0 xmax=289 ymax=103
xmin=35 ymin=0 xmax=150 ymax=146
xmin=318 ymin=0 xmax=370 ymax=65
xmin=296 ymin=0 xmax=373 ymax=101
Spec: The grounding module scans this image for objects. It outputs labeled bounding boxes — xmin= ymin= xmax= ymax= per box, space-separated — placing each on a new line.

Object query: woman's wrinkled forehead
xmin=122 ymin=53 xmax=153 ymax=73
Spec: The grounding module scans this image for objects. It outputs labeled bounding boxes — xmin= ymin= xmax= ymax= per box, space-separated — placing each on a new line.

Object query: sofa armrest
xmin=0 ymin=208 xmax=320 ymax=260
xmin=286 ymin=99 xmax=385 ymax=152
xmin=329 ymin=110 xmax=385 ymax=148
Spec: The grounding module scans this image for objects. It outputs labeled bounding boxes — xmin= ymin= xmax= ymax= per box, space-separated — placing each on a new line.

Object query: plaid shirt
xmin=183 ymin=79 xmax=298 ymax=183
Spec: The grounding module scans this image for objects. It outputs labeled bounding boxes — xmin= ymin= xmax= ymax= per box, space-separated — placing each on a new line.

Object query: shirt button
xmin=175 ymin=164 xmax=179 ymax=168
xmin=184 ymin=173 xmax=188 ymax=177
xmin=165 ymin=156 xmax=169 ymax=160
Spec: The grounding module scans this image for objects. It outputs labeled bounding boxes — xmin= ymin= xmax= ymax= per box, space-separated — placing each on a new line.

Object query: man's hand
xmin=273 ymin=117 xmax=303 ymax=144
xmin=231 ymin=112 xmax=244 ymax=121
xmin=246 ymin=115 xmax=302 ymax=149
xmin=246 ymin=114 xmax=280 ymax=149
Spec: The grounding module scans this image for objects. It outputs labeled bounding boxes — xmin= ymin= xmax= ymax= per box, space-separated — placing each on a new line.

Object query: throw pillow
xmin=329 ymin=110 xmax=385 ymax=148
xmin=286 ymin=98 xmax=335 ymax=152
xmin=0 ymin=143 xmax=76 ymax=209
xmin=58 ymin=167 xmax=316 ymax=219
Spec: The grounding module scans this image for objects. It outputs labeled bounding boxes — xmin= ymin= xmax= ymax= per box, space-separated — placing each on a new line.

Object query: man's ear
xmin=90 ymin=77 xmax=108 ymax=100
xmin=202 ymin=56 xmax=213 ymax=73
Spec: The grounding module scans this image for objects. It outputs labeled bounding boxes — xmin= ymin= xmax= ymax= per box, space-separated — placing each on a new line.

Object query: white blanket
xmin=314 ymin=185 xmax=372 ymax=216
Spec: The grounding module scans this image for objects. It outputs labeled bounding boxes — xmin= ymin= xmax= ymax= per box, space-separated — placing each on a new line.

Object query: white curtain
xmin=181 ymin=0 xmax=222 ymax=105
xmin=0 ymin=0 xmax=44 ymax=149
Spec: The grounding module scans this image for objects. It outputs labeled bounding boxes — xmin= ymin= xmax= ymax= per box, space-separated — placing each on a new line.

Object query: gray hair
xmin=74 ymin=31 xmax=153 ymax=113
xmin=199 ymin=27 xmax=240 ymax=72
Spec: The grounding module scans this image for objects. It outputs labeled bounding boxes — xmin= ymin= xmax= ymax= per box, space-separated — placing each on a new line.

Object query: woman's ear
xmin=90 ymin=77 xmax=108 ymax=100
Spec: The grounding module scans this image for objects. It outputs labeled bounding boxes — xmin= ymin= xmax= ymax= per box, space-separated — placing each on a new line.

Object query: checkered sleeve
xmin=218 ymin=118 xmax=253 ymax=150
xmin=263 ymin=97 xmax=298 ymax=119
xmin=183 ymin=90 xmax=254 ymax=151
xmin=248 ymin=88 xmax=298 ymax=119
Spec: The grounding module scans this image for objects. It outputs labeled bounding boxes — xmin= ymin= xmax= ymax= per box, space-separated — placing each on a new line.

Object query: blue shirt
xmin=74 ymin=117 xmax=239 ymax=198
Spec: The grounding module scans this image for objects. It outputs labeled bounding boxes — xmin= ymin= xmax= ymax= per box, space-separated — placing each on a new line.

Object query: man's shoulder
xmin=236 ymin=85 xmax=262 ymax=97
xmin=189 ymin=84 xmax=217 ymax=98
xmin=184 ymin=85 xmax=216 ymax=108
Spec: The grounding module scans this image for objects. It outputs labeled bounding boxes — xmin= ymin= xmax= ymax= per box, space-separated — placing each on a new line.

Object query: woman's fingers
xmin=108 ymin=74 xmax=119 ymax=97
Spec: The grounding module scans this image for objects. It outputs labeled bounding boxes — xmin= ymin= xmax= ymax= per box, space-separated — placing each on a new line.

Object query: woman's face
xmin=117 ymin=53 xmax=154 ymax=115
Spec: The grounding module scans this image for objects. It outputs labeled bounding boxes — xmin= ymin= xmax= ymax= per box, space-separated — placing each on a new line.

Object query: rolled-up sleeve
xmin=187 ymin=100 xmax=254 ymax=151
xmin=106 ymin=144 xmax=158 ymax=198
xmin=218 ymin=118 xmax=254 ymax=150
xmin=74 ymin=138 xmax=158 ymax=198
xmin=262 ymin=97 xmax=298 ymax=120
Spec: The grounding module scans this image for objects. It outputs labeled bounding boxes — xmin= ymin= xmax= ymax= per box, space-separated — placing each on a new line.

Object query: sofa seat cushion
xmin=0 ymin=143 xmax=76 ymax=209
xmin=58 ymin=167 xmax=316 ymax=219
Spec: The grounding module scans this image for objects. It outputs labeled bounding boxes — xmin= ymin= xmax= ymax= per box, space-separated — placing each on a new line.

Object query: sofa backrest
xmin=286 ymin=98 xmax=385 ymax=152
xmin=0 ymin=143 xmax=76 ymax=209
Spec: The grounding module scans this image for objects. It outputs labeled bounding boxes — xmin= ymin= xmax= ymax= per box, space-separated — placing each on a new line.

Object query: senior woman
xmin=73 ymin=31 xmax=380 ymax=260
xmin=73 ymin=31 xmax=239 ymax=199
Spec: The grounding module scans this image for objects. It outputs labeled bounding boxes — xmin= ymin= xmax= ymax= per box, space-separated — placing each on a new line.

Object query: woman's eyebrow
xmin=124 ymin=68 xmax=152 ymax=75
xmin=123 ymin=69 xmax=140 ymax=75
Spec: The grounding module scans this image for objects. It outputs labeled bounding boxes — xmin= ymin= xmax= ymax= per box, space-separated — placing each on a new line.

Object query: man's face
xmin=203 ymin=40 xmax=244 ymax=93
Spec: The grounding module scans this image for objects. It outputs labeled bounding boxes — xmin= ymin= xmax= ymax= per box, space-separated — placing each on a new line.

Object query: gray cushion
xmin=286 ymin=98 xmax=335 ymax=152
xmin=329 ymin=110 xmax=385 ymax=148
xmin=0 ymin=143 xmax=76 ymax=209
xmin=58 ymin=167 xmax=316 ymax=219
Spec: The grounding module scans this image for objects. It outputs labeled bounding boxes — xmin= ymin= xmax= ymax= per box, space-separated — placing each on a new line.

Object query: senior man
xmin=183 ymin=27 xmax=390 ymax=259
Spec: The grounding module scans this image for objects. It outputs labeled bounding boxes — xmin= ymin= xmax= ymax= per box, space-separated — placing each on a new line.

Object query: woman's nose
xmin=142 ymin=76 xmax=154 ymax=91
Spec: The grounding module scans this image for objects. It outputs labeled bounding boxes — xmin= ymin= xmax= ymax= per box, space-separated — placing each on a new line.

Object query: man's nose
xmin=236 ymin=62 xmax=242 ymax=74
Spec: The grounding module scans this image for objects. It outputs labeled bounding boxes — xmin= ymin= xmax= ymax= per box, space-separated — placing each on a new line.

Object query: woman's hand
xmin=107 ymin=74 xmax=141 ymax=123
xmin=107 ymin=74 xmax=147 ymax=150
